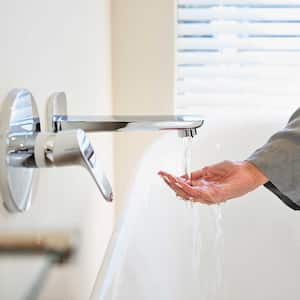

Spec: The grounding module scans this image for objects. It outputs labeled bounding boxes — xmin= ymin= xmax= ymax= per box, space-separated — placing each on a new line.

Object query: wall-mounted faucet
xmin=47 ymin=92 xmax=204 ymax=138
xmin=0 ymin=89 xmax=204 ymax=213
xmin=0 ymin=89 xmax=113 ymax=213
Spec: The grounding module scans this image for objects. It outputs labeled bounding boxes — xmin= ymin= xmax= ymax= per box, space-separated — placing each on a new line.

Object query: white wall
xmin=112 ymin=0 xmax=176 ymax=216
xmin=0 ymin=1 xmax=113 ymax=299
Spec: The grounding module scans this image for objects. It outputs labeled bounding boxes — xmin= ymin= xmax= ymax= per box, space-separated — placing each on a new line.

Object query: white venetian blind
xmin=176 ymin=0 xmax=300 ymax=111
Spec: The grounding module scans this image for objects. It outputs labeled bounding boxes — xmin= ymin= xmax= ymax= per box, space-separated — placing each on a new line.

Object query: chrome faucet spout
xmin=47 ymin=93 xmax=205 ymax=135
xmin=51 ymin=115 xmax=204 ymax=135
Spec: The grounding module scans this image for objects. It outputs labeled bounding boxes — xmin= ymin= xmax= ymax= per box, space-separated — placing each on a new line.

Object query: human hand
xmin=158 ymin=160 xmax=268 ymax=204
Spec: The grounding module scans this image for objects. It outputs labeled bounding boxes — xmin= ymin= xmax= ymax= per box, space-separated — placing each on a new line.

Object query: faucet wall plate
xmin=0 ymin=89 xmax=40 ymax=212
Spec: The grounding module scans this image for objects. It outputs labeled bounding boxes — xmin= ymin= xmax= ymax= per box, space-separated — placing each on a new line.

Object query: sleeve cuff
xmin=264 ymin=181 xmax=300 ymax=210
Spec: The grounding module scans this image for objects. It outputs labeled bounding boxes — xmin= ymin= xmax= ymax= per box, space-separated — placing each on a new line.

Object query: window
xmin=176 ymin=0 xmax=300 ymax=112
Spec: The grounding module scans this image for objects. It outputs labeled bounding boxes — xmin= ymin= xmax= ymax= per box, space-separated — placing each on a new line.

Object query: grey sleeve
xmin=247 ymin=108 xmax=300 ymax=210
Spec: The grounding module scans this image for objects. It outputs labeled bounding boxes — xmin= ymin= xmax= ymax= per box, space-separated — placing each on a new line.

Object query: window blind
xmin=176 ymin=0 xmax=300 ymax=111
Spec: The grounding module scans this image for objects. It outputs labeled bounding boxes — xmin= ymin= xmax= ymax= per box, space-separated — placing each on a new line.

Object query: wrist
xmin=242 ymin=160 xmax=269 ymax=186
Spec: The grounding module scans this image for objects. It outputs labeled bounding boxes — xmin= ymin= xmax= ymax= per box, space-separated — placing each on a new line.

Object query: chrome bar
xmin=52 ymin=115 xmax=204 ymax=135
xmin=47 ymin=92 xmax=205 ymax=137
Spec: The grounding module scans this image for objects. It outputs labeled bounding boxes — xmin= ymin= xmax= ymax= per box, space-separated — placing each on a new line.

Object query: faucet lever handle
xmin=35 ymin=130 xmax=113 ymax=202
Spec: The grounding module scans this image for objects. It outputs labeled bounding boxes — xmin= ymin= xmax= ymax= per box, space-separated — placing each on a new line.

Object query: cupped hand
xmin=158 ymin=160 xmax=268 ymax=205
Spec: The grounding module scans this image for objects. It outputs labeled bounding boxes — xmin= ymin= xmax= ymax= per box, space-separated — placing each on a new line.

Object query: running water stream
xmin=182 ymin=136 xmax=224 ymax=299
xmin=182 ymin=136 xmax=193 ymax=207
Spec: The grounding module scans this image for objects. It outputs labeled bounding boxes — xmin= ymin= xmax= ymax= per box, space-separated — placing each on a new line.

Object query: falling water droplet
xmin=182 ymin=136 xmax=193 ymax=208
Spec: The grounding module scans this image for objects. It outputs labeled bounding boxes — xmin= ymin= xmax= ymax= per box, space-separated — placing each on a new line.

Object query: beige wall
xmin=0 ymin=1 xmax=113 ymax=299
xmin=112 ymin=0 xmax=176 ymax=216
xmin=0 ymin=0 xmax=177 ymax=297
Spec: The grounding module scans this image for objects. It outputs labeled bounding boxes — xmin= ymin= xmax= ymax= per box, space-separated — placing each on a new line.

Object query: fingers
xmin=166 ymin=167 xmax=208 ymax=181
xmin=159 ymin=171 xmax=189 ymax=186
xmin=159 ymin=171 xmax=189 ymax=185
xmin=159 ymin=172 xmax=191 ymax=200
xmin=176 ymin=181 xmax=214 ymax=205
xmin=165 ymin=179 xmax=191 ymax=200
xmin=158 ymin=171 xmax=214 ymax=205
xmin=158 ymin=171 xmax=172 ymax=178
xmin=175 ymin=180 xmax=209 ymax=200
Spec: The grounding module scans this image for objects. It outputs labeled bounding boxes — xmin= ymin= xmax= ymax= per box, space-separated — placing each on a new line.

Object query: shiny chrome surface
xmin=7 ymin=134 xmax=38 ymax=168
xmin=52 ymin=115 xmax=204 ymax=134
xmin=0 ymin=89 xmax=112 ymax=213
xmin=34 ymin=130 xmax=113 ymax=202
xmin=0 ymin=89 xmax=40 ymax=213
xmin=47 ymin=92 xmax=204 ymax=136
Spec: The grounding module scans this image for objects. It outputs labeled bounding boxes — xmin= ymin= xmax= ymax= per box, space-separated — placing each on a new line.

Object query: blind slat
xmin=176 ymin=95 xmax=300 ymax=108
xmin=177 ymin=78 xmax=300 ymax=94
xmin=178 ymin=65 xmax=300 ymax=78
xmin=178 ymin=51 xmax=300 ymax=65
xmin=178 ymin=0 xmax=300 ymax=6
xmin=178 ymin=23 xmax=300 ymax=36
xmin=178 ymin=37 xmax=300 ymax=50
xmin=178 ymin=8 xmax=300 ymax=21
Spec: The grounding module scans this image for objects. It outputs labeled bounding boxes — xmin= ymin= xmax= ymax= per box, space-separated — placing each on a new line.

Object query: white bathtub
xmin=92 ymin=107 xmax=300 ymax=300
